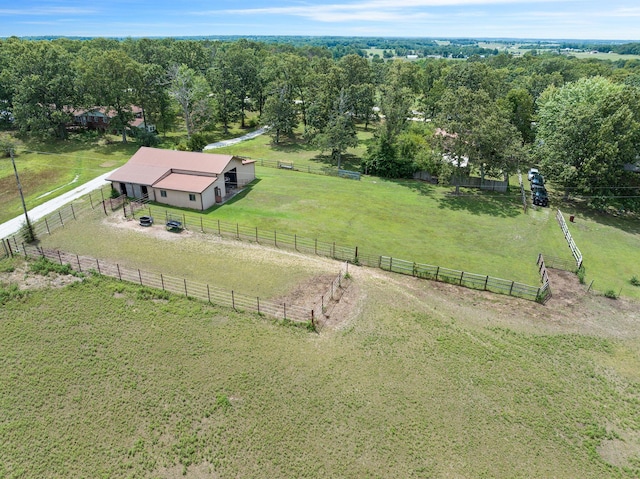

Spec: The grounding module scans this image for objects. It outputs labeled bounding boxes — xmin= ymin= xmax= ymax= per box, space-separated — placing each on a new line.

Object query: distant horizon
xmin=3 ymin=1 xmax=639 ymax=41
xmin=3 ymin=35 xmax=637 ymax=44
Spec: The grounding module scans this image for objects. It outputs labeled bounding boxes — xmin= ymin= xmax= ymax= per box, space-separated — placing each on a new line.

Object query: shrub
xmin=604 ymin=289 xmax=618 ymax=299
xmin=29 ymin=257 xmax=76 ymax=276
xmin=577 ymin=266 xmax=586 ymax=284
xmin=630 ymin=276 xmax=640 ymax=287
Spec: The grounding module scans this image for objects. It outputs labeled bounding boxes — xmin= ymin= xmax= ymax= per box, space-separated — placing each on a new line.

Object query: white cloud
xmin=207 ymin=0 xmax=570 ymax=23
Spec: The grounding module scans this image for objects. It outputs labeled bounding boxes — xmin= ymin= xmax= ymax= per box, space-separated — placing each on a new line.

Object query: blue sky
xmin=2 ymin=0 xmax=639 ymax=41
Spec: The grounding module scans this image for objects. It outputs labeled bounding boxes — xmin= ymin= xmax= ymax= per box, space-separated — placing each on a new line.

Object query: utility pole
xmin=10 ymin=148 xmax=34 ymax=241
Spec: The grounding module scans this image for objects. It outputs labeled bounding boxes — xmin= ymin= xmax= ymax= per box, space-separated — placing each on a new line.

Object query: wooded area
xmin=1 ymin=36 xmax=639 ymax=209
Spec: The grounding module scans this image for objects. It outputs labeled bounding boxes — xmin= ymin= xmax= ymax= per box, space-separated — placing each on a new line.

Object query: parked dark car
xmin=527 ymin=168 xmax=539 ymax=181
xmin=531 ymin=187 xmax=549 ymax=207
xmin=530 ymin=173 xmax=545 ymax=188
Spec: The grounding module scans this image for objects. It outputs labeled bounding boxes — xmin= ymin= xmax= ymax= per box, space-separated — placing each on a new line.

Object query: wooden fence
xmin=556 ymin=209 xmax=583 ymax=268
xmin=536 ymin=254 xmax=552 ymax=303
xmin=451 ymin=176 xmax=509 ymax=193
xmin=2 ymin=187 xmax=546 ymax=304
xmin=12 ymin=243 xmax=348 ymax=327
xmin=376 ymin=255 xmax=542 ymax=301
xmin=518 ymin=172 xmax=527 ymax=213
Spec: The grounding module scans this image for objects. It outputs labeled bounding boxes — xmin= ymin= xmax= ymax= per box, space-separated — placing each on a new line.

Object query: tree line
xmin=1 ymin=37 xmax=639 ymax=209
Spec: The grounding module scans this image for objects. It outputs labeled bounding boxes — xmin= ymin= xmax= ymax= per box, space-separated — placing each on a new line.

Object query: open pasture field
xmin=1 ymin=255 xmax=640 ymax=478
xmin=0 ymin=134 xmax=138 ymax=224
xmin=39 ymin=166 xmax=561 ymax=288
xmin=36 ymin=163 xmax=640 ymax=299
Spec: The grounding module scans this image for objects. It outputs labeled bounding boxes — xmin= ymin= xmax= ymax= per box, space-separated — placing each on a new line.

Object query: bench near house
xmin=106 ymin=147 xmax=256 ymax=210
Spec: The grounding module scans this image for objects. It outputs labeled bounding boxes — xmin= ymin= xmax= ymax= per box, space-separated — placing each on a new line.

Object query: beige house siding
xmin=153 ymin=188 xmax=202 ymax=210
xmin=202 ymin=183 xmax=218 ymax=209
xmin=235 ymin=161 xmax=256 ymax=187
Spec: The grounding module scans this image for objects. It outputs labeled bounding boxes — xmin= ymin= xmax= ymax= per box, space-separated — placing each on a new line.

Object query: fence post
xmin=315 ymin=239 xmax=318 ymax=255
xmin=71 ymin=204 xmax=76 ymax=220
xmin=207 ymin=284 xmax=211 ymax=303
xmin=77 ymin=254 xmax=81 ymax=273
xmin=100 ymin=188 xmax=105 ymax=202
xmin=459 ymin=271 xmax=464 ymax=286
xmin=232 ymin=290 xmax=236 ymax=310
xmin=257 ymin=297 xmax=260 ymax=315
xmin=45 ymin=217 xmax=50 ymax=235
xmin=295 ymin=234 xmax=297 ymax=251
xmin=138 ymin=269 xmax=143 ymax=285
xmin=509 ymin=281 xmax=515 ymax=295
xmin=22 ymin=243 xmax=27 ymax=259
xmin=332 ymin=242 xmax=336 ymax=258
xmin=435 ymin=266 xmax=439 ymax=281
xmin=58 ymin=250 xmax=63 ymax=265
xmin=184 ymin=279 xmax=188 ymax=297
xmin=200 ymin=216 xmax=204 ymax=232
xmin=236 ymin=223 xmax=240 ymax=239
xmin=256 ymin=227 xmax=259 ymax=243
xmin=484 ymin=275 xmax=489 ymax=290
xmin=117 ymin=264 xmax=122 ymax=281
xmin=160 ymin=273 xmax=164 ymax=290
xmin=96 ymin=258 xmax=101 ymax=274
xmin=89 ymin=193 xmax=94 ymax=209
xmin=102 ymin=200 xmax=107 ymax=215
xmin=378 ymin=256 xmax=382 ymax=268
xmin=218 ymin=219 xmax=221 ymax=236
xmin=283 ymin=303 xmax=287 ymax=320
xmin=59 ymin=211 xmax=64 ymax=227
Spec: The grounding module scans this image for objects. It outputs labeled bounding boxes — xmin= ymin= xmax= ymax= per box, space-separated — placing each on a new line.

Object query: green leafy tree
xmin=313 ymin=90 xmax=358 ymax=169
xmin=168 ymin=64 xmax=213 ymax=138
xmin=10 ymin=41 xmax=78 ymax=139
xmin=536 ymin=77 xmax=640 ymax=198
xmin=76 ymin=49 xmax=143 ymax=143
xmin=262 ymin=85 xmax=297 ymax=144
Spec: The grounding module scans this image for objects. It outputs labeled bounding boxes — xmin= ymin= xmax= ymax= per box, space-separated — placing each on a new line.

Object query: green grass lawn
xmin=39 ymin=166 xmax=558 ymax=287
xmin=1 ymin=269 xmax=639 ymax=478
xmin=0 ymin=134 xmax=138 ymax=223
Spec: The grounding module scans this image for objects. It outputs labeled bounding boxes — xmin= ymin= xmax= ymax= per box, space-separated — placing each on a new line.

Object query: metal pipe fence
xmin=15 ymin=243 xmax=348 ymax=325
xmin=127 ymin=205 xmax=548 ymax=302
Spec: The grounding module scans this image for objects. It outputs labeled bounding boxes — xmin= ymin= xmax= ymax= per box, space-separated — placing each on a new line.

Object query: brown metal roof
xmin=106 ymin=163 xmax=169 ymax=186
xmin=128 ymin=147 xmax=234 ymax=175
xmin=106 ymin=147 xmax=237 ymax=187
xmin=153 ymin=173 xmax=217 ymax=194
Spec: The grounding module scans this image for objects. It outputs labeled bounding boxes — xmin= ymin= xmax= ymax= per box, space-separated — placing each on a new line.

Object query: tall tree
xmin=536 ymin=77 xmax=640 ymax=196
xmin=168 ymin=64 xmax=213 ymax=138
xmin=76 ymin=49 xmax=143 ymax=143
xmin=10 ymin=41 xmax=78 ymax=139
xmin=262 ymin=85 xmax=297 ymax=144
xmin=313 ymin=89 xmax=358 ymax=169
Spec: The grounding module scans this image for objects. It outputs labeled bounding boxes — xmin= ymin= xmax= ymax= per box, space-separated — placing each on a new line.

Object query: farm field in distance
xmin=1 ymin=253 xmax=639 ymax=478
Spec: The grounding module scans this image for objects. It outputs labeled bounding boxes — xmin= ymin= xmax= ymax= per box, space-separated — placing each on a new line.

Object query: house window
xmin=189 ymin=194 xmax=196 ymax=201
xmin=160 ymin=190 xmax=167 ymax=198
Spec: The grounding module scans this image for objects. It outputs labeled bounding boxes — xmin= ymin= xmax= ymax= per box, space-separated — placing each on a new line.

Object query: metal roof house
xmin=106 ymin=147 xmax=256 ymax=210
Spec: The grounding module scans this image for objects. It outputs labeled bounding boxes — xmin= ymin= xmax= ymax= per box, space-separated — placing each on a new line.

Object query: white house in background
xmin=106 ymin=147 xmax=256 ymax=210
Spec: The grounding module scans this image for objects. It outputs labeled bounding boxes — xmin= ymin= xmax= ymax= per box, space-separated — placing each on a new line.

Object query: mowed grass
xmin=0 ymin=134 xmax=138 ymax=223
xmin=1 ymin=270 xmax=639 ymax=478
xmin=557 ymin=210 xmax=640 ymax=297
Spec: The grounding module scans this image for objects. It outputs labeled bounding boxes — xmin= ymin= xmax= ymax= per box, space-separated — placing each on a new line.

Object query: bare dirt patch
xmin=0 ymin=261 xmax=83 ymax=291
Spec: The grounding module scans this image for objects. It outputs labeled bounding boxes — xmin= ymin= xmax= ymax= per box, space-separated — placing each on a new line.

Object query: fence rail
xmin=556 ymin=209 xmax=583 ymax=268
xmin=126 ymin=205 xmax=548 ymax=302
xmin=2 ymin=184 xmax=546 ymax=305
xmin=377 ymin=256 xmax=541 ymax=301
xmin=536 ymin=254 xmax=553 ymax=303
xmin=518 ymin=172 xmax=527 ymax=213
xmin=14 ymin=243 xmax=348 ymax=326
